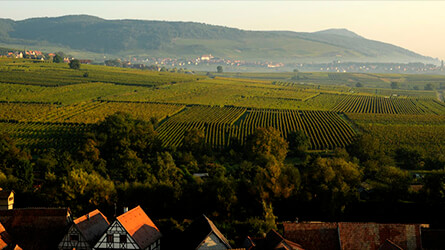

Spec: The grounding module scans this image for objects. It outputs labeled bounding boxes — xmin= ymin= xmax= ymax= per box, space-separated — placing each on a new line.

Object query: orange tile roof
xmin=117 ymin=206 xmax=161 ymax=249
xmin=0 ymin=221 xmax=13 ymax=249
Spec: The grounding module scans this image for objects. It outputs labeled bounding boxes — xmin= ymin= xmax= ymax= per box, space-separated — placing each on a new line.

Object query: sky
xmin=1 ymin=1 xmax=445 ymax=60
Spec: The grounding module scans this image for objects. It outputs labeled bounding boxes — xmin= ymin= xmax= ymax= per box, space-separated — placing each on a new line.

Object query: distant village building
xmin=0 ymin=208 xmax=72 ymax=249
xmin=94 ymin=206 xmax=161 ymax=250
xmin=182 ymin=214 xmax=232 ymax=250
xmin=58 ymin=209 xmax=110 ymax=250
xmin=0 ymin=189 xmax=14 ymax=210
xmin=200 ymin=54 xmax=214 ymax=61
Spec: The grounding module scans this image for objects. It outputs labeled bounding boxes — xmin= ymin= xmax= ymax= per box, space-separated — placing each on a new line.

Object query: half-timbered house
xmin=58 ymin=209 xmax=110 ymax=250
xmin=94 ymin=206 xmax=161 ymax=250
xmin=182 ymin=214 xmax=232 ymax=250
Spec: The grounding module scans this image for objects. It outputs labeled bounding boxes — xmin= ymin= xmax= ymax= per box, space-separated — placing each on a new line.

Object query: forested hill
xmin=0 ymin=15 xmax=436 ymax=63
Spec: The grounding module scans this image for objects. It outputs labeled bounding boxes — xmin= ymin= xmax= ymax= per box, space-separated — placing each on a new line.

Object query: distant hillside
xmin=0 ymin=15 xmax=436 ymax=63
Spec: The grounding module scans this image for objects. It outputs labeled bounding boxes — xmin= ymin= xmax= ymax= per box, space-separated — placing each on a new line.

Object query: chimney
xmin=123 ymin=207 xmax=128 ymax=213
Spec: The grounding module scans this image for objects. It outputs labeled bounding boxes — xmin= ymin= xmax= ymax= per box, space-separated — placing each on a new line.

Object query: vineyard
xmin=0 ymin=58 xmax=203 ymax=87
xmin=0 ymin=58 xmax=444 ymax=154
xmin=156 ymin=107 xmax=356 ymax=150
xmin=332 ymin=95 xmax=443 ymax=114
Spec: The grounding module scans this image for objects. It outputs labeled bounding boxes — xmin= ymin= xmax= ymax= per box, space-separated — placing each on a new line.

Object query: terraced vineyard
xmin=156 ymin=107 xmax=356 ymax=150
xmin=332 ymin=95 xmax=443 ymax=114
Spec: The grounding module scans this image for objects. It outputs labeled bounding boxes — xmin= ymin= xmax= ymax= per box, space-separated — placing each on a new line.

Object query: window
xmin=70 ymin=234 xmax=79 ymax=241
xmin=120 ymin=234 xmax=127 ymax=243
xmin=8 ymin=197 xmax=13 ymax=201
xmin=107 ymin=234 xmax=114 ymax=243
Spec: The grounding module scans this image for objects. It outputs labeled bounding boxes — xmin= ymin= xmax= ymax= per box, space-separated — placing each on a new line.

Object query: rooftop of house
xmin=182 ymin=214 xmax=231 ymax=249
xmin=74 ymin=209 xmax=110 ymax=246
xmin=117 ymin=205 xmax=162 ymax=249
xmin=0 ymin=207 xmax=71 ymax=250
xmin=0 ymin=221 xmax=13 ymax=249
xmin=283 ymin=222 xmax=423 ymax=250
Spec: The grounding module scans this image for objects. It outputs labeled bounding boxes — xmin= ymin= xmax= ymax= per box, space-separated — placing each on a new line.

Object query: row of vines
xmin=156 ymin=107 xmax=356 ymax=150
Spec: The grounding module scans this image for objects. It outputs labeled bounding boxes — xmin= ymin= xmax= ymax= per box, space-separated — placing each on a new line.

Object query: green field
xmin=0 ymin=58 xmax=444 ymax=153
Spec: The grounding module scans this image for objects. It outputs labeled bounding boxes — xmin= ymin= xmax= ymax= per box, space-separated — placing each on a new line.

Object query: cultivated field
xmin=0 ymin=58 xmax=444 ymax=153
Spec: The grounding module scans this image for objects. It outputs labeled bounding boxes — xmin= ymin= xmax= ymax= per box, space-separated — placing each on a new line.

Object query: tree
xmin=390 ymin=81 xmax=399 ymax=89
xmin=301 ymin=157 xmax=362 ymax=215
xmin=287 ymin=130 xmax=310 ymax=157
xmin=217 ymin=65 xmax=223 ymax=73
xmin=425 ymin=83 xmax=434 ymax=90
xmin=69 ymin=59 xmax=80 ymax=69
xmin=53 ymin=54 xmax=63 ymax=63
xmin=245 ymin=127 xmax=288 ymax=165
xmin=356 ymin=82 xmax=363 ymax=88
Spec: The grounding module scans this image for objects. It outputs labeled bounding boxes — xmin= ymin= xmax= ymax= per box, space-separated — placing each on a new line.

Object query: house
xmin=0 ymin=189 xmax=14 ymax=210
xmin=181 ymin=214 xmax=232 ymax=250
xmin=58 ymin=209 xmax=110 ymax=250
xmin=0 ymin=208 xmax=72 ymax=250
xmin=283 ymin=222 xmax=423 ymax=250
xmin=200 ymin=54 xmax=214 ymax=61
xmin=94 ymin=206 xmax=161 ymax=250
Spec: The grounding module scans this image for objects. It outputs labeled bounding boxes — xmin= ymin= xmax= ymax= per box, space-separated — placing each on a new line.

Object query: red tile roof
xmin=283 ymin=222 xmax=423 ymax=250
xmin=117 ymin=205 xmax=161 ymax=249
xmin=338 ymin=222 xmax=422 ymax=250
xmin=74 ymin=209 xmax=110 ymax=246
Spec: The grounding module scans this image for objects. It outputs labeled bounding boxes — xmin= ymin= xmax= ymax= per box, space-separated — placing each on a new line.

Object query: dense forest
xmin=1 ymin=112 xmax=444 ymax=247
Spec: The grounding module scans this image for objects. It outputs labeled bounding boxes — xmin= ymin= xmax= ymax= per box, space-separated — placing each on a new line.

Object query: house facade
xmin=0 ymin=189 xmax=14 ymax=210
xmin=58 ymin=209 xmax=110 ymax=250
xmin=94 ymin=206 xmax=161 ymax=250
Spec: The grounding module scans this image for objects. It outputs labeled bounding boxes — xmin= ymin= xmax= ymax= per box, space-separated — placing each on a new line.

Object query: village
xmin=0 ymin=188 xmax=442 ymax=250
xmin=1 ymin=48 xmax=444 ymax=74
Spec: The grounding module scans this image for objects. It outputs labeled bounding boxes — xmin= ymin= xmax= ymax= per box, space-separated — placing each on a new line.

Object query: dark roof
xmin=0 ymin=190 xmax=13 ymax=199
xmin=379 ymin=239 xmax=403 ymax=250
xmin=182 ymin=214 xmax=231 ymax=249
xmin=117 ymin=206 xmax=162 ymax=249
xmin=74 ymin=209 xmax=109 ymax=246
xmin=283 ymin=222 xmax=340 ymax=250
xmin=421 ymin=228 xmax=445 ymax=249
xmin=251 ymin=229 xmax=305 ymax=250
xmin=0 ymin=208 xmax=71 ymax=250
xmin=283 ymin=222 xmax=423 ymax=250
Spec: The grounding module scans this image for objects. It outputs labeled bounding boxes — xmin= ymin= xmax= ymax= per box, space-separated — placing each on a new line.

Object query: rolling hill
xmin=0 ymin=15 xmax=436 ymax=63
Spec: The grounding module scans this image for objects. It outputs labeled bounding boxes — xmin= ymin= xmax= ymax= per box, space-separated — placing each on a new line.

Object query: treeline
xmin=1 ymin=112 xmax=445 ymax=247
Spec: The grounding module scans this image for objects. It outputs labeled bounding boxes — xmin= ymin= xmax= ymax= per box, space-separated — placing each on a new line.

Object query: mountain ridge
xmin=0 ymin=15 xmax=436 ymax=63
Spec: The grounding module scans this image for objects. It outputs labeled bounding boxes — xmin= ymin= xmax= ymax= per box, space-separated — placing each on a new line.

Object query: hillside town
xmin=0 ymin=189 xmax=443 ymax=250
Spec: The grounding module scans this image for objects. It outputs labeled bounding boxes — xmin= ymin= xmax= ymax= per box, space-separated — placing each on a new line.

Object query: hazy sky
xmin=1 ymin=1 xmax=445 ymax=60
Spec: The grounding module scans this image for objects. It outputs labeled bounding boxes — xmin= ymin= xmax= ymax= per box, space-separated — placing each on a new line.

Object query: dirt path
xmin=437 ymin=91 xmax=444 ymax=102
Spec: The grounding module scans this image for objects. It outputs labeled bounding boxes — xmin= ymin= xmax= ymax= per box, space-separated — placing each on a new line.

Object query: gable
xmin=58 ymin=225 xmax=90 ymax=250
xmin=94 ymin=220 xmax=140 ymax=249
xmin=198 ymin=232 xmax=230 ymax=250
